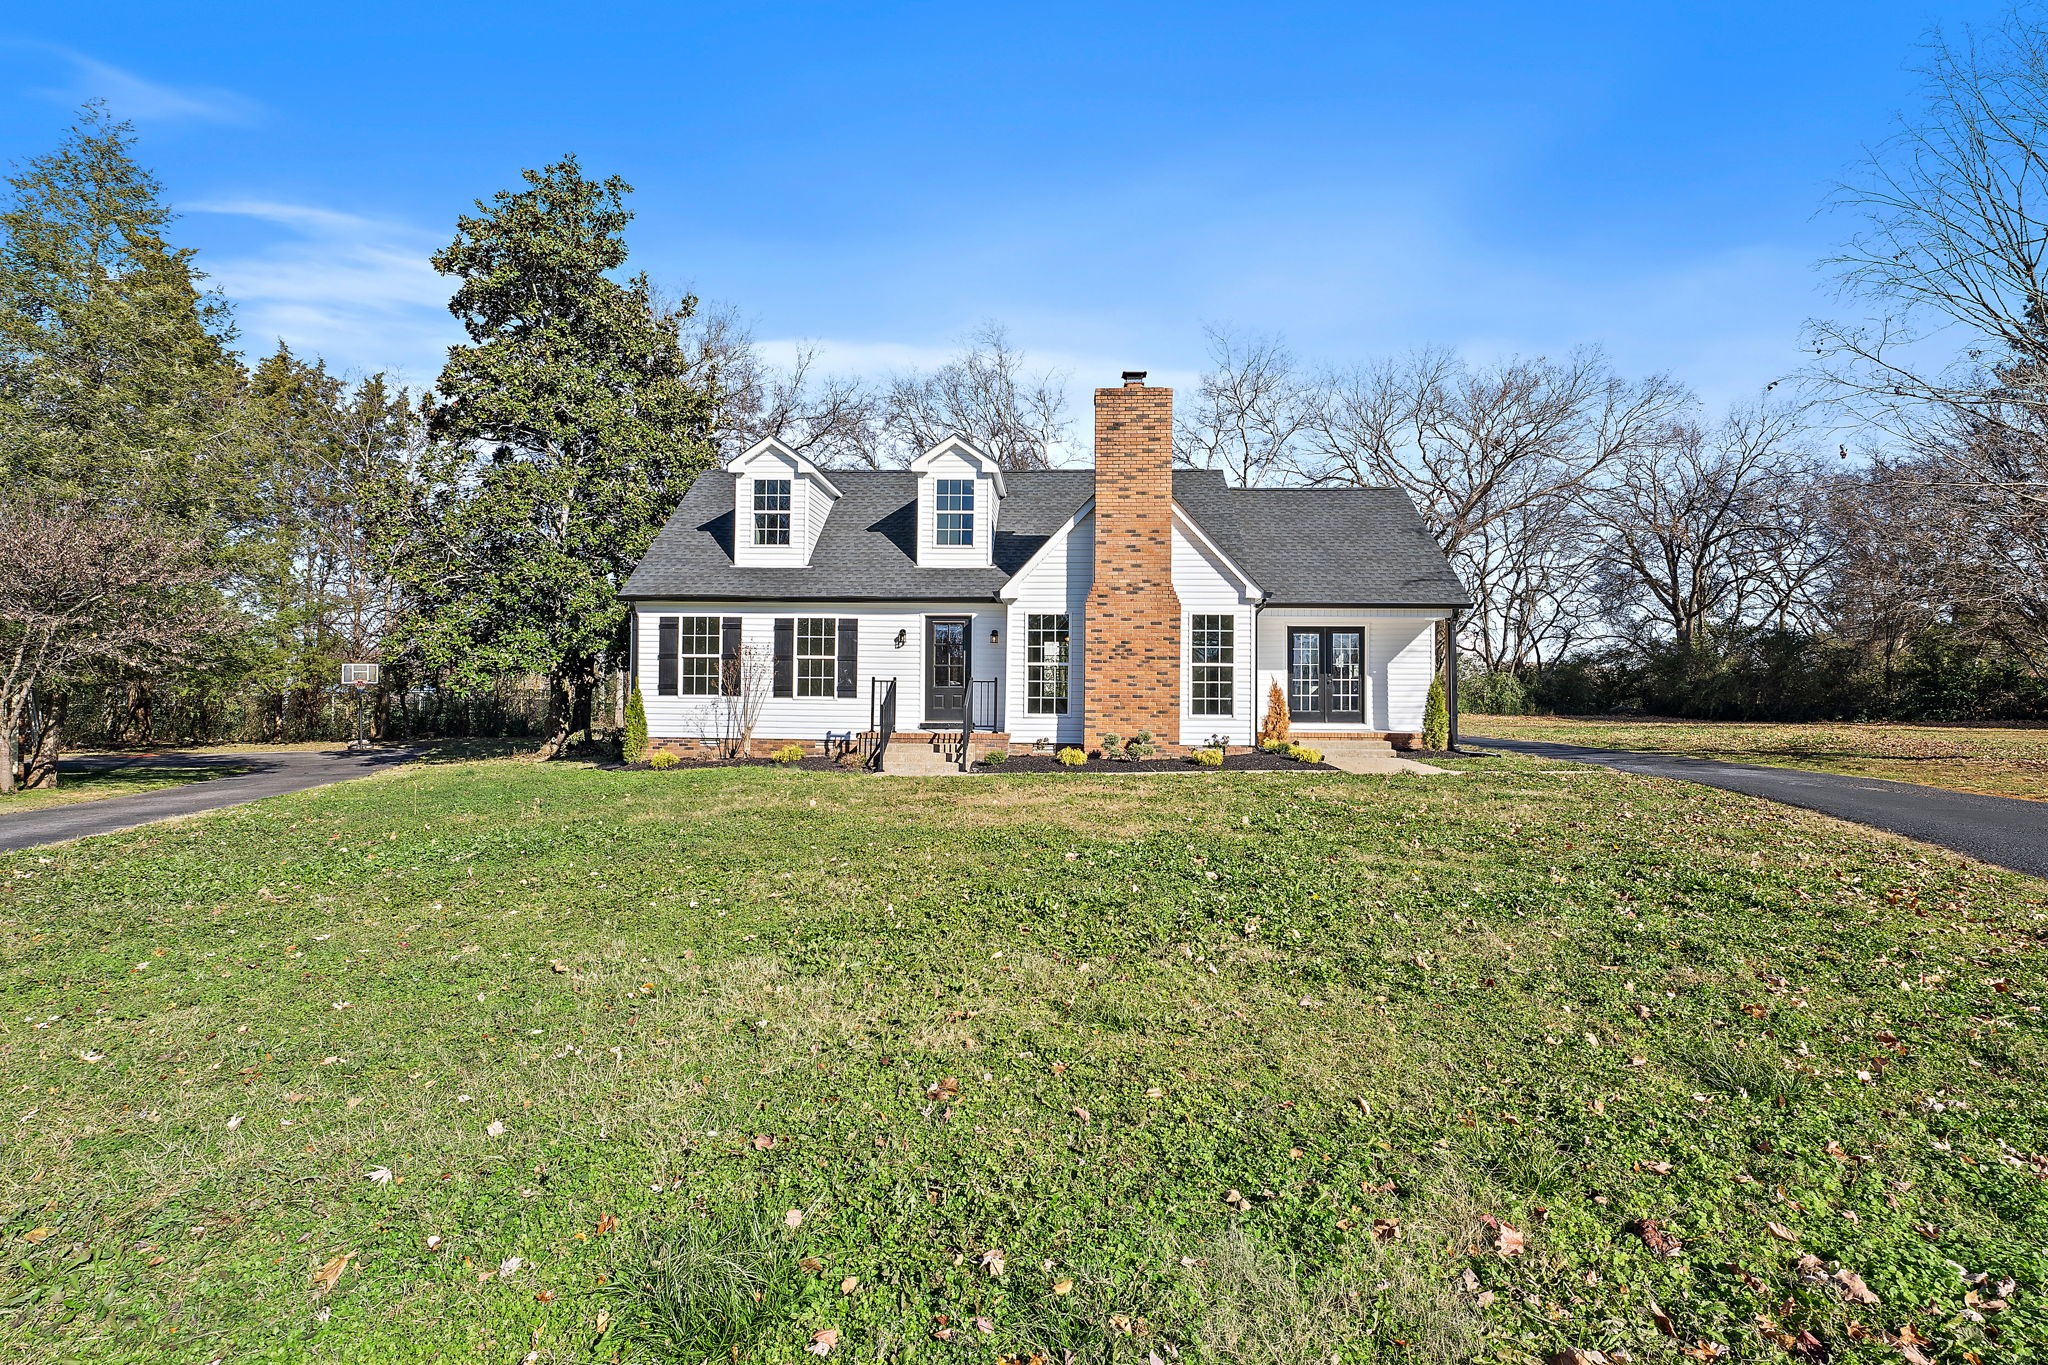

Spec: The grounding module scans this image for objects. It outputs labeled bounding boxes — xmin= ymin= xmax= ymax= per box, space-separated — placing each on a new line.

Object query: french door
xmin=1287 ymin=628 xmax=1365 ymax=723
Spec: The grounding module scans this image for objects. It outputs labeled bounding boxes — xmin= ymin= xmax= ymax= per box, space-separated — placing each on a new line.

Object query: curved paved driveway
xmin=1470 ymin=735 xmax=2048 ymax=881
xmin=0 ymin=748 xmax=417 ymax=853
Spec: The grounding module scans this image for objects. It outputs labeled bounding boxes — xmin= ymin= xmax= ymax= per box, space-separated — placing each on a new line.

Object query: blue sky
xmin=1 ymin=2 xmax=2012 ymax=407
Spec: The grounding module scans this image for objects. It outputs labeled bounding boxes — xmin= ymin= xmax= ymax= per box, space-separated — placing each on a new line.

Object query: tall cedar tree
xmin=0 ymin=105 xmax=237 ymax=782
xmin=411 ymin=157 xmax=715 ymax=748
xmin=0 ymin=103 xmax=240 ymax=515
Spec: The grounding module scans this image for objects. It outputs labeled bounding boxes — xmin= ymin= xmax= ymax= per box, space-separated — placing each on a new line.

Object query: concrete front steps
xmin=877 ymin=731 xmax=1009 ymax=776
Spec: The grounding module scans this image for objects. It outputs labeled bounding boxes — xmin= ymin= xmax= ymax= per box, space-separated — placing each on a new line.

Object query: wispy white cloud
xmin=189 ymin=199 xmax=455 ymax=386
xmin=22 ymin=44 xmax=260 ymax=124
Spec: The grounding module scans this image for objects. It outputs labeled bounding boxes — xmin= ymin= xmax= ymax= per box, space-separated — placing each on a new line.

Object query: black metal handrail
xmin=865 ymin=677 xmax=897 ymax=770
xmin=966 ymin=678 xmax=999 ymax=732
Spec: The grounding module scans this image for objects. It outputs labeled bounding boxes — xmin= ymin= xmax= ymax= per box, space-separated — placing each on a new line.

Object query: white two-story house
xmin=620 ymin=372 xmax=1470 ymax=764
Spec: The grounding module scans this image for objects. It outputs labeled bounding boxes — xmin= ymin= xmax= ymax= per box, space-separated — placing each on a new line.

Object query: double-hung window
xmin=656 ymin=615 xmax=738 ymax=697
xmin=1025 ymin=613 xmax=1069 ymax=715
xmin=935 ymin=478 xmax=974 ymax=546
xmin=676 ymin=616 xmax=723 ymax=695
xmin=795 ymin=617 xmax=837 ymax=697
xmin=1190 ymin=614 xmax=1235 ymax=716
xmin=753 ymin=478 xmax=792 ymax=546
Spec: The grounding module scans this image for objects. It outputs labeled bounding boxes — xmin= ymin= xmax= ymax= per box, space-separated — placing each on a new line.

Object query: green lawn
xmin=0 ymin=754 xmax=2042 ymax=1363
xmin=1467 ymin=716 xmax=2048 ymax=802
xmin=0 ymin=760 xmax=249 ymax=814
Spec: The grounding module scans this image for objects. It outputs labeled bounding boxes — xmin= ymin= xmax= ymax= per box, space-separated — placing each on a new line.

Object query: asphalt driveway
xmin=0 ymin=748 xmax=417 ymax=853
xmin=1470 ymin=735 xmax=2048 ymax=881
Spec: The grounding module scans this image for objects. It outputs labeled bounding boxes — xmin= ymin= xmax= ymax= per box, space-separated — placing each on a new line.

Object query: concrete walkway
xmin=0 ymin=748 xmax=417 ymax=853
xmin=1469 ymin=735 xmax=2048 ymax=881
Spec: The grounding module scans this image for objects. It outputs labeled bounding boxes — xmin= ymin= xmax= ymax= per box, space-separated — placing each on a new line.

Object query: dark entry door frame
xmin=1287 ymin=627 xmax=1367 ymax=724
xmin=924 ymin=616 xmax=971 ymax=725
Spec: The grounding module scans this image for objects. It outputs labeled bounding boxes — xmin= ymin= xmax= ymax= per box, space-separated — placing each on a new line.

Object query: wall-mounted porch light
xmin=894 ymin=629 xmax=908 ymax=648
xmin=989 ymin=628 xmax=1001 ymax=646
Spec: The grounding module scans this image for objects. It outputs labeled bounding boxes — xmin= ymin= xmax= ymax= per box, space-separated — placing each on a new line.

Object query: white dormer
xmin=728 ymin=438 xmax=842 ymax=568
xmin=910 ymin=437 xmax=1006 ymax=568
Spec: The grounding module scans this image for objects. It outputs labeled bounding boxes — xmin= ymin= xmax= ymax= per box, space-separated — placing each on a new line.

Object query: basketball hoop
xmin=341 ymin=663 xmax=381 ymax=750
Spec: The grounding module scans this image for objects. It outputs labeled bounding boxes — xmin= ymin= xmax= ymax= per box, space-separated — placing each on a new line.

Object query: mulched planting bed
xmin=977 ymin=750 xmax=1332 ymax=773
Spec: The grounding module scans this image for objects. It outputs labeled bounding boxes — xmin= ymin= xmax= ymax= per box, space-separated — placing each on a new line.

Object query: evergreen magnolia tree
xmin=404 ymin=157 xmax=715 ymax=750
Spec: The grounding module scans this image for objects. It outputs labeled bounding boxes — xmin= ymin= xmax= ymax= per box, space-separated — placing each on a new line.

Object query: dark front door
xmin=1288 ymin=628 xmax=1366 ymax=723
xmin=925 ymin=617 xmax=969 ymax=724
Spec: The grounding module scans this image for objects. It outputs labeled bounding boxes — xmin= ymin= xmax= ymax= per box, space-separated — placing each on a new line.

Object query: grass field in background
xmin=1467 ymin=716 xmax=2048 ymax=802
xmin=1 ymin=754 xmax=2043 ymax=1363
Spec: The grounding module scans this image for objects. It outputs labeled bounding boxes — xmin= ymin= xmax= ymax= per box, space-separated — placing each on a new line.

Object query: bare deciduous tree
xmin=1175 ymin=324 xmax=1315 ymax=486
xmin=878 ymin=321 xmax=1070 ymax=469
xmin=1586 ymin=404 xmax=1823 ymax=648
xmin=680 ymin=301 xmax=881 ymax=467
xmin=1304 ymin=346 xmax=1691 ymax=672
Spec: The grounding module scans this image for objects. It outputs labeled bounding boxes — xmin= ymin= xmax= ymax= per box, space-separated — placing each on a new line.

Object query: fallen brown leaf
xmin=312 ymin=1252 xmax=351 ymax=1294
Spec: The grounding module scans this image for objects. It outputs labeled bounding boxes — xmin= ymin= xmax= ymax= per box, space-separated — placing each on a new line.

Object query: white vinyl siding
xmin=1002 ymin=513 xmax=1092 ymax=745
xmin=916 ymin=449 xmax=998 ymax=567
xmin=635 ymin=601 xmax=1003 ymax=744
xmin=1253 ymin=608 xmax=1445 ymax=735
xmin=1171 ymin=518 xmax=1256 ymax=746
xmin=729 ymin=444 xmax=838 ymax=568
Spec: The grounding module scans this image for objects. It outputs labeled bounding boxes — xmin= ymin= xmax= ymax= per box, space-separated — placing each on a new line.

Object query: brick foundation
xmin=1084 ymin=374 xmax=1181 ymax=749
xmin=648 ymin=736 xmax=849 ymax=761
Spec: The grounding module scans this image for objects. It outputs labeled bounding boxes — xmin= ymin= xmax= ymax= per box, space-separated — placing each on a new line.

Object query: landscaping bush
xmin=771 ymin=743 xmax=805 ymax=765
xmin=1188 ymin=747 xmax=1224 ymax=767
xmin=1097 ymin=733 xmax=1123 ymax=761
xmin=1260 ymin=738 xmax=1291 ymax=755
xmin=1284 ymin=744 xmax=1323 ymax=763
xmin=622 ymin=684 xmax=649 ymax=764
xmin=647 ymin=752 xmax=679 ymax=770
xmin=1258 ymin=680 xmax=1291 ymax=746
xmin=1126 ymin=729 xmax=1158 ymax=761
xmin=980 ymin=750 xmax=1008 ymax=766
xmin=1056 ymin=747 xmax=1087 ymax=767
xmin=1423 ymin=675 xmax=1450 ymax=749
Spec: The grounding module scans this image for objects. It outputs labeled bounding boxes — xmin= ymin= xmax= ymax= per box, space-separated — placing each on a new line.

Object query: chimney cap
xmin=1120 ymin=370 xmax=1147 ymax=386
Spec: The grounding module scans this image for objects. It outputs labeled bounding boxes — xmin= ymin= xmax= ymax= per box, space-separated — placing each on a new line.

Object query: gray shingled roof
xmin=622 ymin=467 xmax=1470 ymax=608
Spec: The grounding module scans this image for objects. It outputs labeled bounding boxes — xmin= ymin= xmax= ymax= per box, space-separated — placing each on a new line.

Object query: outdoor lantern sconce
xmin=989 ymin=628 xmax=1001 ymax=646
xmin=894 ymin=629 xmax=908 ymax=648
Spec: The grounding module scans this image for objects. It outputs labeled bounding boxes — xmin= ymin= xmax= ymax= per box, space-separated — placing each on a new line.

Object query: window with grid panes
xmin=935 ymin=478 xmax=974 ymax=546
xmin=1190 ymin=614 xmax=1234 ymax=716
xmin=1026 ymin=613 xmax=1069 ymax=714
xmin=753 ymin=478 xmax=792 ymax=545
xmin=795 ymin=617 xmax=836 ymax=697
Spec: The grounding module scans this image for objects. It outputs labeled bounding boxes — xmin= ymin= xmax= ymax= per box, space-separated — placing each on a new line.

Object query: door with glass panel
xmin=925 ymin=617 xmax=969 ymax=723
xmin=1287 ymin=628 xmax=1365 ymax=722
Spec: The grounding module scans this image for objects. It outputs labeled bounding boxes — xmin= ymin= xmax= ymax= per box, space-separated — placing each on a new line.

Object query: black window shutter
xmin=836 ymin=619 xmax=858 ymax=698
xmin=720 ymin=617 xmax=741 ymax=696
xmin=657 ymin=618 xmax=679 ymax=696
xmin=772 ymin=618 xmax=794 ymax=698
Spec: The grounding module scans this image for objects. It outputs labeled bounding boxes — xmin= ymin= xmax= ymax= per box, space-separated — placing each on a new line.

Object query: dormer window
xmin=935 ymin=478 xmax=975 ymax=546
xmin=753 ymin=479 xmax=792 ymax=546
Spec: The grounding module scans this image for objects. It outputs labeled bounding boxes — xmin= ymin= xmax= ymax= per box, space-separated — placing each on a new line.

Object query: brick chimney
xmin=1085 ymin=371 xmax=1181 ymax=748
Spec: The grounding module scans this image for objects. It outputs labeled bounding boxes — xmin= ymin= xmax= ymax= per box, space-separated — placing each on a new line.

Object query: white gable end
xmin=911 ymin=438 xmax=1005 ymax=568
xmin=728 ymin=438 xmax=841 ymax=568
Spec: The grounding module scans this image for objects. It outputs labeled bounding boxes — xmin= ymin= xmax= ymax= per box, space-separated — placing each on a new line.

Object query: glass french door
xmin=1287 ymin=628 xmax=1365 ymax=723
